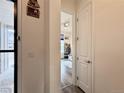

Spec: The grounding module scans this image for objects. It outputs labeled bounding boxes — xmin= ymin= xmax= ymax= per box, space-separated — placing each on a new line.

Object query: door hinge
xmin=77 ymin=18 xmax=79 ymax=22
xmin=76 ymin=37 xmax=79 ymax=41
xmin=17 ymin=35 xmax=21 ymax=41
xmin=77 ymin=76 xmax=79 ymax=80
xmin=77 ymin=57 xmax=79 ymax=60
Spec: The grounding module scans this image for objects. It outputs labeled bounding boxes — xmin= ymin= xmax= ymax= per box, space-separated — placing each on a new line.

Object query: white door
xmin=77 ymin=3 xmax=92 ymax=93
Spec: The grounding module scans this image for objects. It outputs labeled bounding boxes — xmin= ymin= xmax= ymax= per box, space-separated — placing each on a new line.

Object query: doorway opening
xmin=48 ymin=0 xmax=93 ymax=93
xmin=59 ymin=0 xmax=92 ymax=93
xmin=60 ymin=11 xmax=73 ymax=89
xmin=0 ymin=0 xmax=17 ymax=93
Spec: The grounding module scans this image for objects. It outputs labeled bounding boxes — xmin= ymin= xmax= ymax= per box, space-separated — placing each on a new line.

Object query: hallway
xmin=0 ymin=0 xmax=123 ymax=93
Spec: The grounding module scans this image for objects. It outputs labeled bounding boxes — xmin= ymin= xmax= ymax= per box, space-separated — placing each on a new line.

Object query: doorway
xmin=60 ymin=0 xmax=92 ymax=93
xmin=0 ymin=0 xmax=17 ymax=93
xmin=60 ymin=11 xmax=73 ymax=89
xmin=48 ymin=0 xmax=93 ymax=93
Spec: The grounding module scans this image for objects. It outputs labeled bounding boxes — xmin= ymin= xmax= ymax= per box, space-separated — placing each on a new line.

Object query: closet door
xmin=77 ymin=3 xmax=92 ymax=93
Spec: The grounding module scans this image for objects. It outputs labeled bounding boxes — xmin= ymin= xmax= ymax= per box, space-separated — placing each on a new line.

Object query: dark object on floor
xmin=64 ymin=55 xmax=69 ymax=59
xmin=61 ymin=85 xmax=85 ymax=93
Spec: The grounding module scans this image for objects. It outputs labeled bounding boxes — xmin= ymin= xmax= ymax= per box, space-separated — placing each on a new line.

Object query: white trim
xmin=91 ymin=1 xmax=95 ymax=93
xmin=72 ymin=12 xmax=76 ymax=85
xmin=49 ymin=0 xmax=61 ymax=93
xmin=18 ymin=0 xmax=22 ymax=93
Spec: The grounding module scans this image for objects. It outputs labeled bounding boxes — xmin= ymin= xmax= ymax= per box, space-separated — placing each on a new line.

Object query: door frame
xmin=48 ymin=0 xmax=95 ymax=93
xmin=17 ymin=0 xmax=22 ymax=93
xmin=61 ymin=10 xmax=76 ymax=85
xmin=14 ymin=1 xmax=18 ymax=93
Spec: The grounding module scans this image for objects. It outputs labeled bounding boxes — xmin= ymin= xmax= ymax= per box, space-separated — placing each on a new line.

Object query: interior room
xmin=61 ymin=11 xmax=73 ymax=89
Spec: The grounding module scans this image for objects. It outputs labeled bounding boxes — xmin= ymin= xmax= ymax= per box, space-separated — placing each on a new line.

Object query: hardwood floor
xmin=61 ymin=59 xmax=72 ymax=88
xmin=61 ymin=59 xmax=85 ymax=93
xmin=61 ymin=85 xmax=85 ymax=93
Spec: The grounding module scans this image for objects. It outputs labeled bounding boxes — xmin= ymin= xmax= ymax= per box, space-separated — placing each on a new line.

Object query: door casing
xmin=48 ymin=0 xmax=95 ymax=93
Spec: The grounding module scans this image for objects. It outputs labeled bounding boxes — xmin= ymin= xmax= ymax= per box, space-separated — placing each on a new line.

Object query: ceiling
xmin=61 ymin=12 xmax=73 ymax=34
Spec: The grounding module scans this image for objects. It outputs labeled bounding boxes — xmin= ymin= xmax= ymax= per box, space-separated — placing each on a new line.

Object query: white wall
xmin=93 ymin=0 xmax=124 ymax=93
xmin=44 ymin=0 xmax=61 ymax=93
xmin=44 ymin=0 xmax=50 ymax=93
xmin=20 ymin=0 xmax=45 ymax=93
xmin=61 ymin=0 xmax=76 ymax=13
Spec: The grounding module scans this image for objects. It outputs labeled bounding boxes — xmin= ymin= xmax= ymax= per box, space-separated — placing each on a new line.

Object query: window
xmin=0 ymin=1 xmax=17 ymax=93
